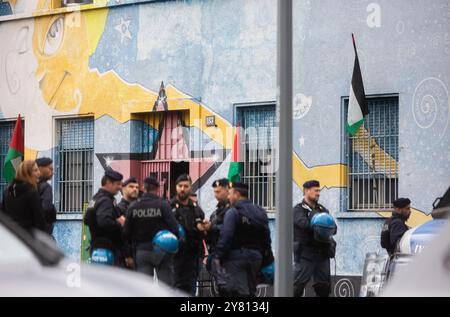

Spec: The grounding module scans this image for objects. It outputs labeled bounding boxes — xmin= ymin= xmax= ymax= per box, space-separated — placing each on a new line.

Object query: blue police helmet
xmin=261 ymin=262 xmax=275 ymax=283
xmin=311 ymin=213 xmax=337 ymax=242
xmin=178 ymin=224 xmax=186 ymax=241
xmin=152 ymin=230 xmax=179 ymax=254
xmin=91 ymin=248 xmax=114 ymax=266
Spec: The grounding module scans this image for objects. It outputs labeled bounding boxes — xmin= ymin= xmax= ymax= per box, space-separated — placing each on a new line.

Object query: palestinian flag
xmin=347 ymin=34 xmax=369 ymax=136
xmin=3 ymin=115 xmax=24 ymax=183
xmin=228 ymin=122 xmax=244 ymax=182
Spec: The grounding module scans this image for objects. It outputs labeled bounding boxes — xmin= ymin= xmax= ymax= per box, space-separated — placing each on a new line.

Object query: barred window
xmin=0 ymin=2 xmax=13 ymax=16
xmin=236 ymin=104 xmax=276 ymax=212
xmin=344 ymin=96 xmax=399 ymax=211
xmin=55 ymin=118 xmax=94 ymax=214
xmin=0 ymin=121 xmax=18 ymax=196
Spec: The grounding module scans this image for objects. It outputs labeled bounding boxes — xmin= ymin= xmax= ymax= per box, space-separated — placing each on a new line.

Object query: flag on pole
xmin=227 ymin=122 xmax=244 ymax=182
xmin=347 ymin=34 xmax=369 ymax=136
xmin=3 ymin=114 xmax=24 ymax=183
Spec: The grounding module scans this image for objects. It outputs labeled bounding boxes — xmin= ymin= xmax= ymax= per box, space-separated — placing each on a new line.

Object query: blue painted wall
xmin=0 ymin=0 xmax=449 ymax=281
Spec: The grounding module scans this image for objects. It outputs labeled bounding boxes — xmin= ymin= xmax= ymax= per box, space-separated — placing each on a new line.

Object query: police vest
xmin=128 ymin=197 xmax=168 ymax=245
xmin=84 ymin=193 xmax=121 ymax=251
xmin=171 ymin=199 xmax=204 ymax=250
xmin=230 ymin=204 xmax=267 ymax=251
xmin=294 ymin=202 xmax=329 ymax=247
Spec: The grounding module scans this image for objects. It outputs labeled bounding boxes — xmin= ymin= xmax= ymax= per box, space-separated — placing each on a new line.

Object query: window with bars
xmin=344 ymin=96 xmax=399 ymax=212
xmin=236 ymin=104 xmax=276 ymax=212
xmin=0 ymin=121 xmax=18 ymax=196
xmin=55 ymin=118 xmax=94 ymax=214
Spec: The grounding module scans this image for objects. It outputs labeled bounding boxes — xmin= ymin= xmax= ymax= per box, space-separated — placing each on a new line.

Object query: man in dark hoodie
xmin=36 ymin=157 xmax=57 ymax=235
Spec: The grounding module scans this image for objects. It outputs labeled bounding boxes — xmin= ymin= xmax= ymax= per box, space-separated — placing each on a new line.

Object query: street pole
xmin=275 ymin=0 xmax=293 ymax=297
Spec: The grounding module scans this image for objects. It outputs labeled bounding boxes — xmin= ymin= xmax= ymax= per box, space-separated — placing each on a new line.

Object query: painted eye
xmin=43 ymin=17 xmax=64 ymax=56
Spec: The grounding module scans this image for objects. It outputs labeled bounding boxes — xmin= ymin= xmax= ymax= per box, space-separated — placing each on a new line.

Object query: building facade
xmin=1 ymin=0 xmax=449 ymax=296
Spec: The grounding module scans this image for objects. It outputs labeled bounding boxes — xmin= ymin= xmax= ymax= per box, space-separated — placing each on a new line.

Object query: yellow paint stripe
xmin=353 ymin=126 xmax=397 ymax=176
xmin=377 ymin=208 xmax=432 ymax=228
xmin=24 ymin=147 xmax=38 ymax=161
xmin=293 ymin=152 xmax=347 ymax=189
xmin=85 ymin=6 xmax=109 ymax=56
xmin=165 ymin=85 xmax=234 ymax=149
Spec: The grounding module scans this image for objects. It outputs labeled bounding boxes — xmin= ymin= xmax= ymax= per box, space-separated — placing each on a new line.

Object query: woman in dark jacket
xmin=1 ymin=160 xmax=46 ymax=232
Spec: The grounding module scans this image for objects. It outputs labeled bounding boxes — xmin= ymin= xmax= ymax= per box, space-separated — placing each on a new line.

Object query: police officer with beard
xmin=117 ymin=177 xmax=140 ymax=269
xmin=123 ymin=177 xmax=179 ymax=285
xmin=84 ymin=169 xmax=124 ymax=266
xmin=293 ymin=180 xmax=335 ymax=297
xmin=381 ymin=198 xmax=411 ymax=256
xmin=215 ymin=182 xmax=273 ymax=297
xmin=117 ymin=177 xmax=140 ymax=216
xmin=170 ymin=174 xmax=207 ymax=295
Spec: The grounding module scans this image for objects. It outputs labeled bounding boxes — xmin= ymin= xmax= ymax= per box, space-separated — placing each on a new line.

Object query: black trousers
xmin=294 ymin=247 xmax=331 ymax=297
xmin=174 ymin=249 xmax=201 ymax=295
xmin=216 ymin=249 xmax=262 ymax=297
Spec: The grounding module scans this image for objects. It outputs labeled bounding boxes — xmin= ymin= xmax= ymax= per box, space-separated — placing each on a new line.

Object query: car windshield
xmin=0 ymin=223 xmax=37 ymax=267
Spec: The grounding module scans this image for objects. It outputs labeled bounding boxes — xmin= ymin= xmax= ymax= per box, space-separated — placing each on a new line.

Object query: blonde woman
xmin=1 ymin=160 xmax=46 ymax=232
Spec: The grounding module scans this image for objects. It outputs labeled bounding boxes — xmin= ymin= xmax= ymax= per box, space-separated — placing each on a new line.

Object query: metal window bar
xmin=55 ymin=118 xmax=94 ymax=214
xmin=237 ymin=105 xmax=276 ymax=212
xmin=345 ymin=97 xmax=399 ymax=211
xmin=0 ymin=121 xmax=18 ymax=196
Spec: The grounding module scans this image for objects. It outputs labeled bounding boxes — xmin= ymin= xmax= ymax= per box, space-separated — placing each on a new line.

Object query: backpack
xmin=380 ymin=217 xmax=392 ymax=250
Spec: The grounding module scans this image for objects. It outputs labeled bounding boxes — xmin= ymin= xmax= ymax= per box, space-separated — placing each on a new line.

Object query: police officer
xmin=123 ymin=177 xmax=179 ymax=286
xmin=205 ymin=178 xmax=230 ymax=256
xmin=204 ymin=179 xmax=230 ymax=294
xmin=215 ymin=182 xmax=272 ymax=297
xmin=84 ymin=169 xmax=124 ymax=266
xmin=381 ymin=198 xmax=411 ymax=256
xmin=117 ymin=177 xmax=140 ymax=269
xmin=293 ymin=180 xmax=335 ymax=297
xmin=117 ymin=177 xmax=140 ymax=216
xmin=170 ymin=174 xmax=207 ymax=295
xmin=36 ymin=157 xmax=57 ymax=235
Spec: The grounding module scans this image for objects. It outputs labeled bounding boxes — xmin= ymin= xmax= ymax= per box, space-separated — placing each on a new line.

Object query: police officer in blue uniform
xmin=206 ymin=178 xmax=230 ymax=257
xmin=215 ymin=182 xmax=273 ymax=297
xmin=123 ymin=176 xmax=179 ymax=285
xmin=204 ymin=178 xmax=231 ymax=295
xmin=170 ymin=174 xmax=207 ymax=295
xmin=84 ymin=169 xmax=124 ymax=266
xmin=293 ymin=180 xmax=335 ymax=297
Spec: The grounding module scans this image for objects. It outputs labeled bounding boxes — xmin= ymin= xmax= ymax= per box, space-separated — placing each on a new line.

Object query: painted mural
xmin=1 ymin=0 xmax=449 ymax=281
xmin=0 ymin=0 xmax=350 ymax=196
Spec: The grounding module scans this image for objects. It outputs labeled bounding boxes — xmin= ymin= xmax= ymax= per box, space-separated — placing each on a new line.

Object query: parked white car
xmin=0 ymin=213 xmax=183 ymax=297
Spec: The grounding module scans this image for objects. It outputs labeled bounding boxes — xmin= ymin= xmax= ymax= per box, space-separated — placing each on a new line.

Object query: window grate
xmin=344 ymin=97 xmax=399 ymax=211
xmin=55 ymin=118 xmax=94 ymax=214
xmin=237 ymin=105 xmax=276 ymax=212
